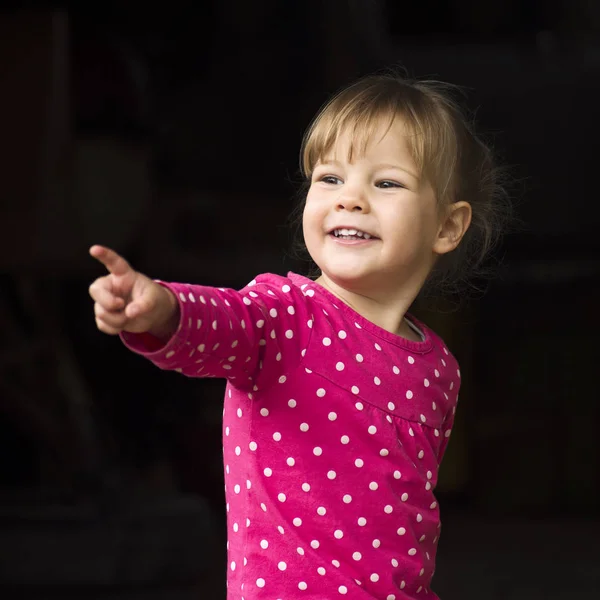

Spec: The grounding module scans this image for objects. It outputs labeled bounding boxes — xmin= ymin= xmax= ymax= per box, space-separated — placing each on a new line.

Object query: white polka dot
xmin=260 ymin=408 xmax=269 ymax=417
xmin=420 ymin=414 xmax=427 ymax=423
xmin=237 ymin=408 xmax=243 ymax=418
xmin=293 ymin=518 xmax=302 ymax=527
xmin=307 ymin=319 xmax=313 ymax=328
xmin=408 ymin=548 xmax=417 ymax=556
xmin=369 ymin=481 xmax=378 ymax=490
xmin=387 ymin=595 xmax=396 ymax=600
xmin=317 ymin=506 xmax=327 ymax=515
xmin=406 ymin=390 xmax=414 ymax=399
xmin=323 ymin=337 xmax=331 ymax=346
xmin=260 ymin=539 xmax=268 ymax=549
xmin=343 ymin=494 xmax=352 ymax=503
xmin=393 ymin=365 xmax=400 ymax=374
xmin=355 ymin=353 xmax=364 ymax=362
xmin=338 ymin=330 xmax=347 ymax=339
xmin=302 ymin=483 xmax=311 ymax=492
xmin=297 ymin=547 xmax=305 ymax=555
xmin=430 ymin=501 xmax=438 ymax=509
xmin=332 ymin=560 xmax=341 ymax=567
xmin=341 ymin=435 xmax=350 ymax=444
xmin=278 ymin=526 xmax=285 ymax=534
xmin=374 ymin=376 xmax=381 ymax=385
xmin=357 ymin=517 xmax=367 ymax=526
xmin=278 ymin=493 xmax=286 ymax=502
xmin=408 ymin=356 xmax=415 ymax=364
xmin=394 ymin=470 xmax=401 ymax=479
xmin=327 ymin=470 xmax=337 ymax=480
xmin=317 ymin=567 xmax=326 ymax=575
xmin=313 ymin=447 xmax=323 ymax=456
xmin=249 ymin=441 xmax=257 ymax=451
xmin=235 ymin=446 xmax=241 ymax=455
xmin=328 ymin=412 xmax=338 ymax=421
xmin=287 ymin=457 xmax=295 ymax=466
xmin=316 ymin=388 xmax=326 ymax=397
xmin=298 ymin=582 xmax=307 ymax=590
xmin=339 ymin=585 xmax=348 ymax=594
xmin=273 ymin=432 xmax=282 ymax=441
xmin=288 ymin=399 xmax=297 ymax=408
xmin=230 ymin=561 xmax=236 ymax=571
xmin=380 ymin=448 xmax=389 ymax=457
xmin=355 ymin=401 xmax=364 ymax=410
xmin=391 ymin=558 xmax=399 ymax=567
xmin=384 ymin=505 xmax=393 ymax=514
xmin=397 ymin=527 xmax=406 ymax=536
xmin=435 ymin=369 xmax=440 ymax=377
xmin=370 ymin=573 xmax=379 ymax=582
xmin=282 ymin=284 xmax=291 ymax=293
xmin=334 ymin=529 xmax=343 ymax=539
xmin=388 ymin=402 xmax=395 ymax=410
xmin=401 ymin=493 xmax=409 ymax=502
xmin=256 ymin=578 xmax=265 ymax=588
xmin=372 ymin=539 xmax=381 ymax=548
xmin=261 ymin=503 xmax=267 ymax=512
xmin=374 ymin=343 xmax=382 ymax=351
xmin=269 ymin=308 xmax=278 ymax=318
xmin=351 ymin=386 xmax=360 ymax=395
xmin=287 ymin=306 xmax=295 ymax=315
xmin=300 ymin=422 xmax=309 ymax=432
xmin=368 ymin=425 xmax=377 ymax=434
xmin=233 ymin=523 xmax=239 ymax=532
xmin=336 ymin=362 xmax=345 ymax=371
xmin=234 ymin=484 xmax=240 ymax=494
xmin=353 ymin=552 xmax=362 ymax=561
xmin=264 ymin=468 xmax=272 ymax=477
xmin=311 ymin=540 xmax=320 ymax=549
xmin=424 ymin=378 xmax=430 ymax=387
xmin=416 ymin=513 xmax=423 ymax=522
xmin=355 ymin=458 xmax=364 ymax=468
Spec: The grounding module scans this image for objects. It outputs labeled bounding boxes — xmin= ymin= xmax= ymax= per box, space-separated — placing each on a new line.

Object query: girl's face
xmin=302 ymin=119 xmax=447 ymax=301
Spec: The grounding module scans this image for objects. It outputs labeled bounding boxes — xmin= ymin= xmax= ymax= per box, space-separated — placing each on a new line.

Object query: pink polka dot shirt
xmin=122 ymin=272 xmax=460 ymax=599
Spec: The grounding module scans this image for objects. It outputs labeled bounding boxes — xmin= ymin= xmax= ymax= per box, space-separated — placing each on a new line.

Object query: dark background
xmin=1 ymin=2 xmax=600 ymax=598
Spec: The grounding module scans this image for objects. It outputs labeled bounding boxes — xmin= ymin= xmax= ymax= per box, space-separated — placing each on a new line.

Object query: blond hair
xmin=298 ymin=73 xmax=510 ymax=295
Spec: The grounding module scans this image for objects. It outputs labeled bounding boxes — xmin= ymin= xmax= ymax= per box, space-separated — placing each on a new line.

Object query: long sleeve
xmin=121 ymin=273 xmax=314 ymax=393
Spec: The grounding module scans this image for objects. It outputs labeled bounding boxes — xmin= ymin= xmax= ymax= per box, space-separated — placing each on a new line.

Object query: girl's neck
xmin=313 ymin=274 xmax=423 ymax=341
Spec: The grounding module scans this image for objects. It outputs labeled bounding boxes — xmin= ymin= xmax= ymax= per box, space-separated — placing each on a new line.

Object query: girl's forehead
xmin=319 ymin=117 xmax=411 ymax=163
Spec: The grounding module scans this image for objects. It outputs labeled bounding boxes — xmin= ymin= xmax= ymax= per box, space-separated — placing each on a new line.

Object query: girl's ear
xmin=433 ymin=201 xmax=472 ymax=255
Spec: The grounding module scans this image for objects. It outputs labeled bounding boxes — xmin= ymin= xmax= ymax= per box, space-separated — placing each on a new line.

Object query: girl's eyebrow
xmin=372 ymin=162 xmax=419 ymax=180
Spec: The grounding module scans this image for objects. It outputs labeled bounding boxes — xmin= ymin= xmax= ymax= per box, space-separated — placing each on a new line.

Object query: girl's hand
xmin=88 ymin=245 xmax=179 ymax=340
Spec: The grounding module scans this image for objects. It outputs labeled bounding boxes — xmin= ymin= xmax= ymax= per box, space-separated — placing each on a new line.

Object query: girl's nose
xmin=336 ymin=188 xmax=370 ymax=213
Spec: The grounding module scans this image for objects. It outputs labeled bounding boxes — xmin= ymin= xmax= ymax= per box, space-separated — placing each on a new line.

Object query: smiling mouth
xmin=330 ymin=228 xmax=378 ymax=240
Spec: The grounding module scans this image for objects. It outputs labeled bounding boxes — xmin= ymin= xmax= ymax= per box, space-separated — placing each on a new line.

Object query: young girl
xmin=89 ymin=73 xmax=505 ymax=599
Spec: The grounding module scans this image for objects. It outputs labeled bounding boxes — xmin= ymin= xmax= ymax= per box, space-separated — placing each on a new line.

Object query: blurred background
xmin=1 ymin=1 xmax=599 ymax=598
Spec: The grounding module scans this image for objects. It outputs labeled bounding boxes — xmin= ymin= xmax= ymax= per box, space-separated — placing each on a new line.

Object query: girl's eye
xmin=320 ymin=175 xmax=343 ymax=185
xmin=377 ymin=180 xmax=403 ymax=189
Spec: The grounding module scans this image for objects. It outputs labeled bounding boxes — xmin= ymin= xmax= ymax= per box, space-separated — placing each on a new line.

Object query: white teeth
xmin=333 ymin=228 xmax=372 ymax=239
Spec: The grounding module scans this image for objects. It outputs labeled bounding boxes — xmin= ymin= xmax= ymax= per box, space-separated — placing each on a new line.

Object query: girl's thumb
xmin=125 ymin=302 xmax=145 ymax=319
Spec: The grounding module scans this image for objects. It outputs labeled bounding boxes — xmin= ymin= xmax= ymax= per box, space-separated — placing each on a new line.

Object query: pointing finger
xmin=89 ymin=245 xmax=132 ymax=277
